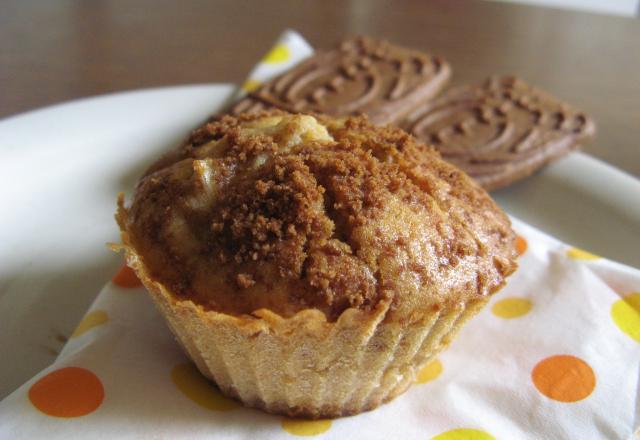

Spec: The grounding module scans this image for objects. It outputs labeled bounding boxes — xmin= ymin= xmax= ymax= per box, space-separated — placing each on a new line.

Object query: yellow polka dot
xmin=241 ymin=79 xmax=262 ymax=93
xmin=263 ymin=44 xmax=290 ymax=64
xmin=71 ymin=310 xmax=109 ymax=338
xmin=492 ymin=297 xmax=532 ymax=319
xmin=566 ymin=247 xmax=600 ymax=260
xmin=281 ymin=418 xmax=332 ymax=436
xmin=416 ymin=359 xmax=443 ymax=384
xmin=431 ymin=428 xmax=496 ymax=440
xmin=611 ymin=293 xmax=640 ymax=342
xmin=171 ymin=363 xmax=239 ymax=411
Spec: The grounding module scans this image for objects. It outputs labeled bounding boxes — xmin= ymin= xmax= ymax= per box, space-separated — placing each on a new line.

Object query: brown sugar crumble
xmin=124 ymin=112 xmax=517 ymax=321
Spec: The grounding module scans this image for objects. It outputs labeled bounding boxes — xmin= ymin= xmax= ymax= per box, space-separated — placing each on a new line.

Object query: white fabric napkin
xmin=1 ymin=30 xmax=638 ymax=440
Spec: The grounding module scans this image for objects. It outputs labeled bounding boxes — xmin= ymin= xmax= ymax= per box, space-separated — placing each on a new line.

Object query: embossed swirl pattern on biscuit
xmin=253 ymin=37 xmax=446 ymax=120
xmin=403 ymin=76 xmax=594 ymax=172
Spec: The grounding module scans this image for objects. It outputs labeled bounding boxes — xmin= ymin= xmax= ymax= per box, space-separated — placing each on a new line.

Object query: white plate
xmin=1 ymin=84 xmax=639 ymax=399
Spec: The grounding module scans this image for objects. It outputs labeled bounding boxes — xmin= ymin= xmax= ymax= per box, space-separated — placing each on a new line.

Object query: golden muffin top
xmin=121 ymin=112 xmax=517 ymax=321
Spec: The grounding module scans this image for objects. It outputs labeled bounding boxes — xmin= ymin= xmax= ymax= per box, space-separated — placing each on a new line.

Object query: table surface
xmin=1 ymin=0 xmax=639 ymax=177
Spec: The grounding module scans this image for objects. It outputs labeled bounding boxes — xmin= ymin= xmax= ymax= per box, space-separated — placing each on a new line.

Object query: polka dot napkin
xmin=0 ymin=31 xmax=638 ymax=440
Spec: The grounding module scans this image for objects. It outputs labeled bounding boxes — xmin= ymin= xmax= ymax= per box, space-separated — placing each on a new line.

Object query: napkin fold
xmin=1 ymin=30 xmax=638 ymax=440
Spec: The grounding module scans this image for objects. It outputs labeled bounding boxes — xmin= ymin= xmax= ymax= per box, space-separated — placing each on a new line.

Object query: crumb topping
xmin=125 ymin=112 xmax=517 ymax=321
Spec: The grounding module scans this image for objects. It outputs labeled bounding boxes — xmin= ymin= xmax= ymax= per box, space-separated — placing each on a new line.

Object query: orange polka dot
xmin=29 ymin=367 xmax=104 ymax=417
xmin=515 ymin=235 xmax=527 ymax=256
xmin=112 ymin=264 xmax=142 ymax=288
xmin=531 ymin=355 xmax=595 ymax=402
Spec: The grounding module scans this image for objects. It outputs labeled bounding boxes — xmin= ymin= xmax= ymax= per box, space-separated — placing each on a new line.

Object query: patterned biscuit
xmin=228 ymin=96 xmax=276 ymax=115
xmin=400 ymin=76 xmax=595 ymax=191
xmin=231 ymin=36 xmax=451 ymax=124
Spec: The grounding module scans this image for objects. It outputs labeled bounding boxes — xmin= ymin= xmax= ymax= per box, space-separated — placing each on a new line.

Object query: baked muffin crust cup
xmin=115 ymin=112 xmax=516 ymax=418
xmin=117 ymin=207 xmax=488 ymax=418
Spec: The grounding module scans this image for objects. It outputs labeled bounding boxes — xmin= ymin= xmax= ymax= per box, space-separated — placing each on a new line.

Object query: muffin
xmin=115 ymin=111 xmax=518 ymax=418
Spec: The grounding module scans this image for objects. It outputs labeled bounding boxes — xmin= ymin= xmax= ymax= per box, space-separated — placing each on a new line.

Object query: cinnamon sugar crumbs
xmin=126 ymin=112 xmax=517 ymax=321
